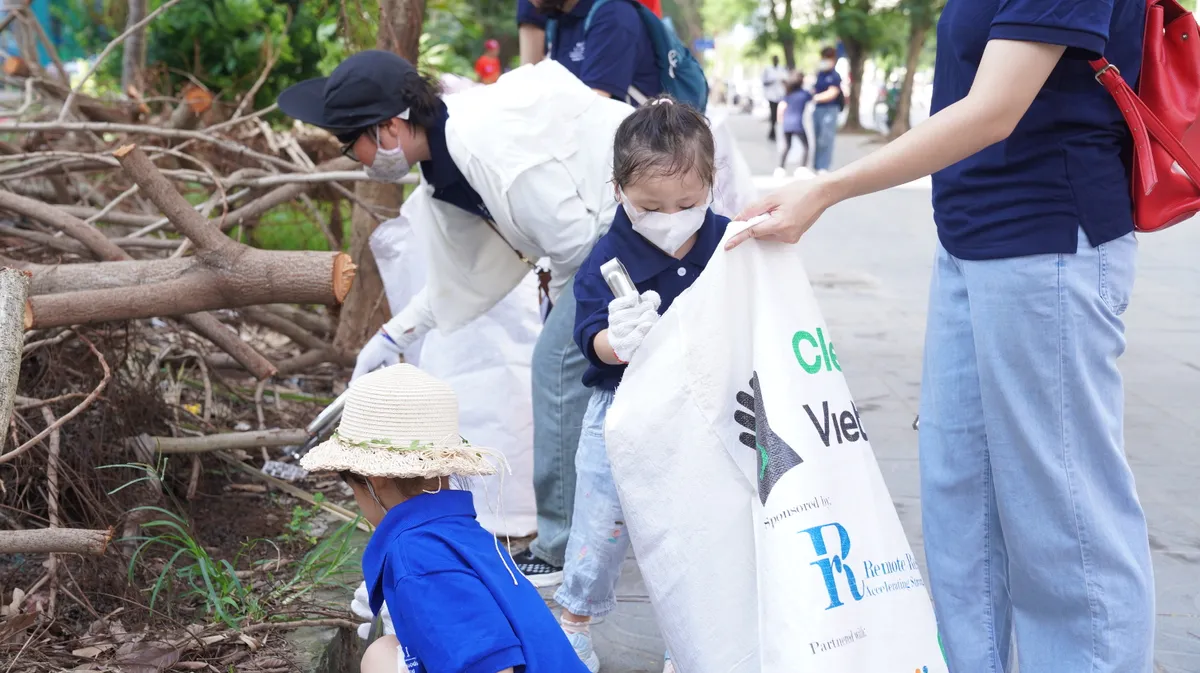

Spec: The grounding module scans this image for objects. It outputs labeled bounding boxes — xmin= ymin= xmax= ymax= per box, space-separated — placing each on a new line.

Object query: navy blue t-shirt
xmin=547 ymin=0 xmax=662 ymax=104
xmin=362 ymin=490 xmax=589 ymax=673
xmin=781 ymin=89 xmax=812 ymax=134
xmin=517 ymin=0 xmax=547 ymax=28
xmin=813 ymin=69 xmax=842 ymax=109
xmin=419 ymin=104 xmax=491 ymax=221
xmin=930 ymin=0 xmax=1144 ymax=260
xmin=574 ymin=206 xmax=729 ymax=390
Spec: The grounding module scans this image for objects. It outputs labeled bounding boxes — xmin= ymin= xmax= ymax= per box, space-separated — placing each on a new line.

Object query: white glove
xmin=608 ymin=291 xmax=661 ymax=363
xmin=351 ymin=330 xmax=410 ymax=381
xmin=352 ymin=580 xmax=395 ymax=639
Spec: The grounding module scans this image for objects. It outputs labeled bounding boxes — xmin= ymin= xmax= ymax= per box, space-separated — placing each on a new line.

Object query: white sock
xmin=560 ymin=614 xmax=591 ymax=635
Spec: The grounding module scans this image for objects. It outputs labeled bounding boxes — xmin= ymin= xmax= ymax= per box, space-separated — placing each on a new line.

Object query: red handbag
xmin=1091 ymin=0 xmax=1200 ymax=232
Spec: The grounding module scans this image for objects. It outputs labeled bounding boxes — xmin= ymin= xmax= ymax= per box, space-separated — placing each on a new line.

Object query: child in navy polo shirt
xmin=299 ymin=364 xmax=588 ymax=673
xmin=555 ymin=97 xmax=729 ymax=673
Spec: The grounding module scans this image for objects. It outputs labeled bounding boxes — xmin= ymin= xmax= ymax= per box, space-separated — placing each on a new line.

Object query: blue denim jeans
xmin=812 ymin=105 xmax=839 ymax=172
xmin=529 ymin=279 xmax=592 ymax=566
xmin=919 ymin=231 xmax=1155 ymax=673
xmin=554 ymin=388 xmax=626 ymax=617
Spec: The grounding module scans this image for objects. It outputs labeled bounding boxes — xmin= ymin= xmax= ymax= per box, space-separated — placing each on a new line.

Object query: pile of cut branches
xmin=0 ymin=2 xmax=421 ymax=668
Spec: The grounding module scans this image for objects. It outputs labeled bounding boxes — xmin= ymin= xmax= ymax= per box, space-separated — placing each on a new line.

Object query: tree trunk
xmin=121 ymin=0 xmax=148 ymax=95
xmin=0 ymin=268 xmax=30 ymax=436
xmin=843 ymin=40 xmax=866 ymax=132
xmin=0 ymin=528 xmax=113 ymax=555
xmin=889 ymin=16 xmax=929 ymax=139
xmin=333 ymin=0 xmax=426 ymax=356
xmin=22 ymin=145 xmax=356 ymax=329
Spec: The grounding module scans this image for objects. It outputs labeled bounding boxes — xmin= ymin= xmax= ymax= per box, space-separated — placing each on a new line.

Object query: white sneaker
xmin=773 ymin=166 xmax=788 ymax=179
xmin=663 ymin=651 xmax=675 ymax=673
xmin=793 ymin=167 xmax=816 ymax=179
xmin=817 ymin=168 xmax=830 ymax=175
xmin=566 ymin=631 xmax=601 ymax=673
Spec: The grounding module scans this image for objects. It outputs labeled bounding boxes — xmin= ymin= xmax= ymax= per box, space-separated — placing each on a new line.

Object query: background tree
xmin=888 ymin=0 xmax=942 ymax=138
xmin=812 ymin=0 xmax=890 ymax=132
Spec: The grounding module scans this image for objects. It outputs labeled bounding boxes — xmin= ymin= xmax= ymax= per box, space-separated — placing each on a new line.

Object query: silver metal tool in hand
xmin=601 ymin=258 xmax=638 ymax=299
xmin=285 ymin=387 xmax=351 ymax=458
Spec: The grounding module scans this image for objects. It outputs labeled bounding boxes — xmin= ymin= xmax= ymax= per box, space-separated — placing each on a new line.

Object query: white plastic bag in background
xmin=371 ymin=215 xmax=540 ymax=537
xmin=709 ymin=107 xmax=757 ymax=219
xmin=606 ymin=225 xmax=946 ymax=673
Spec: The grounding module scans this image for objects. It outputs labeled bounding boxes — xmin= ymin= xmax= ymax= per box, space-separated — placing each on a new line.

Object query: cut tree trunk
xmin=23 ymin=146 xmax=356 ymax=328
xmin=0 ymin=527 xmax=113 ymax=555
xmin=333 ymin=0 xmax=425 ymax=355
xmin=0 ymin=268 xmax=30 ymax=434
xmin=121 ymin=0 xmax=148 ymax=95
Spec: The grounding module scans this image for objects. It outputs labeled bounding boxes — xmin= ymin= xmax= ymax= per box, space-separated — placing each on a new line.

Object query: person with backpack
xmin=518 ymin=0 xmax=665 ymax=67
xmin=811 ymin=46 xmax=843 ymax=173
xmin=729 ymin=1 xmax=1155 ymax=672
xmin=532 ymin=0 xmax=708 ymax=110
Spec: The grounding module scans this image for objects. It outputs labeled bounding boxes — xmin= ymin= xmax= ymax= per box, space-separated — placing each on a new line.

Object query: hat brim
xmin=299 ymin=436 xmax=498 ymax=479
xmin=278 ymin=78 xmax=359 ymax=135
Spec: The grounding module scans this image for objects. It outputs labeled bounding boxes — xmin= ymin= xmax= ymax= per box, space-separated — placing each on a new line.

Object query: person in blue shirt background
xmin=775 ymin=71 xmax=812 ymax=178
xmin=811 ymin=46 xmax=843 ymax=173
xmin=558 ymin=97 xmax=727 ymax=673
xmin=529 ymin=0 xmax=662 ymax=104
xmin=731 ymin=1 xmax=1154 ymax=672
xmin=517 ymin=0 xmax=548 ymax=65
xmin=299 ymin=364 xmax=589 ymax=673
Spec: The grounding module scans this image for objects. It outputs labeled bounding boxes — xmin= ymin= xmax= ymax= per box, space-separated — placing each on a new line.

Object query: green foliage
xmin=701 ymin=0 xmax=760 ymax=35
xmin=106 ymin=461 xmax=361 ymax=628
xmin=282 ymin=492 xmax=326 ymax=545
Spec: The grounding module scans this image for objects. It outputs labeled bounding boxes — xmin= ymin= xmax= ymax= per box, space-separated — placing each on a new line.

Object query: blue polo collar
xmin=607 ymin=204 xmax=725 ymax=284
xmin=361 ymin=490 xmax=476 ymax=614
xmin=419 ymin=104 xmax=464 ymax=192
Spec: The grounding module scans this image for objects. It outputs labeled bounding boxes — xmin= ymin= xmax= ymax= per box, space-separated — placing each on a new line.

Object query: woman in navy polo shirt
xmin=730 ymin=1 xmax=1154 ymax=672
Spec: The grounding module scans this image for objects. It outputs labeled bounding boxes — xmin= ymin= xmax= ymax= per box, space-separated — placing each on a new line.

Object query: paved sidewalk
xmin=561 ymin=110 xmax=1200 ymax=672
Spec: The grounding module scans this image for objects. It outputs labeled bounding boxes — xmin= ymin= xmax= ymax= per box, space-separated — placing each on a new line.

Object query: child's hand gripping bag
xmin=605 ymin=223 xmax=947 ymax=673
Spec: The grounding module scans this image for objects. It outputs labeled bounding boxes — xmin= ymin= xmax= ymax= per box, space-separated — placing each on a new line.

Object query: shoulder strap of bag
xmin=1089 ymin=58 xmax=1200 ymax=194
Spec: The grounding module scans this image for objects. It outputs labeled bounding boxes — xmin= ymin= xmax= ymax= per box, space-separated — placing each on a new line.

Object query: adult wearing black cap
xmin=278 ymin=50 xmax=632 ymax=586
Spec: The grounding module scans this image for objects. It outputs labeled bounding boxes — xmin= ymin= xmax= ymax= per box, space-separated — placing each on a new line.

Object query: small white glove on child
xmin=351 ymin=580 xmax=395 ymax=639
xmin=608 ymin=290 xmax=661 ymax=364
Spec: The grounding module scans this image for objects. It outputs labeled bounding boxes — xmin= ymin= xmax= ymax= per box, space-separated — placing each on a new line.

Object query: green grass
xmin=105 ymin=461 xmax=361 ymax=629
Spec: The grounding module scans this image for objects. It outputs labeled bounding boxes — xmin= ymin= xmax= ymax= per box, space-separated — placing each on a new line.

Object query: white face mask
xmin=620 ymin=190 xmax=711 ymax=255
xmin=820 ymin=59 xmax=835 ymax=72
xmin=364 ymin=126 xmax=412 ymax=183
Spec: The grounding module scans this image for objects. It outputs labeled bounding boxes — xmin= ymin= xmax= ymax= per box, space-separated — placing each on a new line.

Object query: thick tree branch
xmin=26 ymin=250 xmax=355 ymax=328
xmin=129 ymin=429 xmax=309 ymax=454
xmin=0 ymin=190 xmax=127 ymax=261
xmin=0 ymin=268 xmax=30 ymax=433
xmin=0 ymin=528 xmax=113 ymax=555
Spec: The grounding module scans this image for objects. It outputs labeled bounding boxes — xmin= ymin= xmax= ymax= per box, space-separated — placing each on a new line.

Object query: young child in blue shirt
xmin=555 ymin=97 xmax=730 ymax=673
xmin=777 ymin=71 xmax=813 ymax=176
xmin=299 ymin=364 xmax=589 ymax=673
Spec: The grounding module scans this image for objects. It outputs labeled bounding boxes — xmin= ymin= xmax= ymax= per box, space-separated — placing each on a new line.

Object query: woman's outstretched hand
xmin=724 ymin=176 xmax=838 ymax=250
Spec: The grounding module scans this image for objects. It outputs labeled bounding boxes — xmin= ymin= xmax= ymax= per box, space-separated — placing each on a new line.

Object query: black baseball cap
xmin=278 ymin=50 xmax=416 ymax=141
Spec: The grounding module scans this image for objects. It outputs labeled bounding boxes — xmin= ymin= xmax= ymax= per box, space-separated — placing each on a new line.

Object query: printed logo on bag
xmin=804 ymin=400 xmax=869 ymax=447
xmin=793 ymin=327 xmax=840 ymax=374
xmin=735 ymin=372 xmax=803 ymax=504
xmin=801 ymin=522 xmax=927 ymax=611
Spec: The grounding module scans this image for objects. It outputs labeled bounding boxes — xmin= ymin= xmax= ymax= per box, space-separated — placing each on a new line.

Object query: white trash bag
xmin=371 ymin=214 xmax=541 ymax=538
xmin=606 ymin=224 xmax=947 ymax=673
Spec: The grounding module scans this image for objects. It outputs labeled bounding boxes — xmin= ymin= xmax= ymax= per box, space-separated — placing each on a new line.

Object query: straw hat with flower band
xmin=299 ymin=364 xmax=497 ymax=479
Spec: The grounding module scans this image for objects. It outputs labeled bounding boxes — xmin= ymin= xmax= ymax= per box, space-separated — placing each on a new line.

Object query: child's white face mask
xmin=620 ymin=190 xmax=710 ymax=256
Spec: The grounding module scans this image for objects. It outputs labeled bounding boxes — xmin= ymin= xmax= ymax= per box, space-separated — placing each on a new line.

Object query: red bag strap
xmin=1089 ymin=57 xmax=1200 ymax=195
